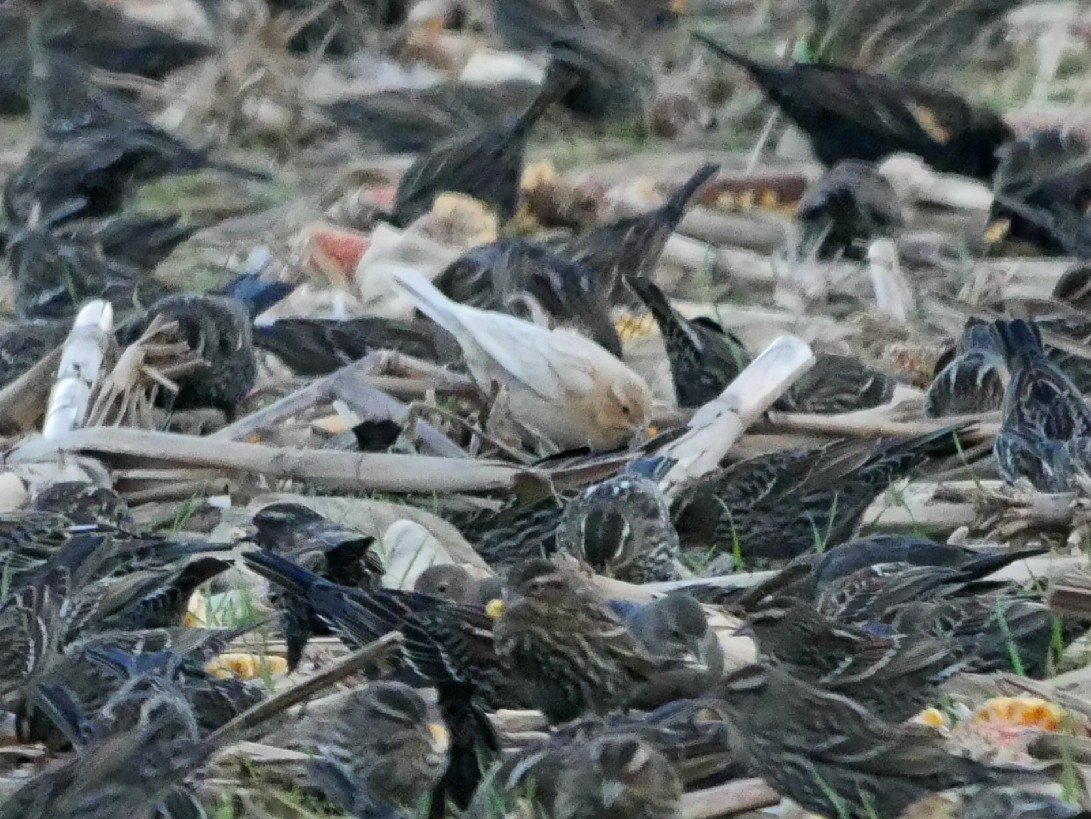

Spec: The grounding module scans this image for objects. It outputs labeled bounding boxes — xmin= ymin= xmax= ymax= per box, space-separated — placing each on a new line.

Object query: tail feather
xmin=663 ymin=163 xmax=720 ymax=222
xmin=691 ymin=33 xmax=770 ymax=77
xmin=992 ymin=318 xmax=1046 ymax=370
xmin=510 ymin=57 xmax=581 ymax=137
xmin=391 ymin=269 xmax=466 ymax=341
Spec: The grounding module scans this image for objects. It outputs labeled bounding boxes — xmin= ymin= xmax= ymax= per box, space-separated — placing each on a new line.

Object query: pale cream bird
xmin=393 ymin=269 xmax=652 ymax=450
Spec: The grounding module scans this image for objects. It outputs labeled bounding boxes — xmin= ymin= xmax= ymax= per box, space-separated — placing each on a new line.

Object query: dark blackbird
xmin=54 ymin=212 xmax=198 ymax=269
xmin=625 ymin=276 xmax=747 ymax=407
xmin=241 ymin=549 xmax=507 ymax=810
xmin=560 ymin=163 xmax=719 ymax=302
xmin=252 ymin=317 xmax=453 ymax=376
xmin=670 ymin=427 xmax=964 ymax=562
xmin=308 ymin=682 xmax=449 ymax=816
xmin=992 ymin=318 xmax=1091 ymax=491
xmin=797 ymin=160 xmax=904 ymax=259
xmin=625 ymin=276 xmax=895 ymax=412
xmin=706 ymin=663 xmax=1031 ymax=819
xmin=693 ymin=33 xmax=1014 ymax=181
xmin=95 ymin=556 xmax=232 ymax=631
xmin=556 ymin=474 xmax=680 ymax=583
xmin=251 ymin=502 xmax=382 ymax=669
xmin=389 ymin=60 xmax=580 ymax=227
xmin=413 ymin=565 xmax=504 ymax=607
xmin=118 ymin=294 xmax=258 ymax=415
xmin=989 ymin=129 xmax=1091 ymax=258
xmin=471 ymin=730 xmax=682 ymax=819
xmin=925 ymin=319 xmax=1007 ymax=418
xmin=742 ymin=596 xmax=957 ymax=721
xmin=6 ymin=217 xmax=171 ymax=320
xmin=434 ymin=238 xmax=622 ymax=356
xmin=494 ymin=559 xmax=712 ymax=723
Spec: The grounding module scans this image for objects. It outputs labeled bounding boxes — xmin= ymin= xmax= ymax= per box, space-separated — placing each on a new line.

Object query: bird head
xmin=360 ymin=682 xmax=450 ymax=757
xmin=589 ymin=375 xmax=653 ymax=449
xmin=413 ymin=564 xmax=474 ymax=603
xmin=505 ymin=559 xmax=576 ymax=607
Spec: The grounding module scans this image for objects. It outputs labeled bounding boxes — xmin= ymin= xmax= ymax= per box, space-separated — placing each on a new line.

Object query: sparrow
xmin=797 ymin=160 xmax=905 ymax=259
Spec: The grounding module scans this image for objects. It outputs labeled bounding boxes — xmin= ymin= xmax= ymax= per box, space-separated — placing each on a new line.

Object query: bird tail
xmin=625 ymin=275 xmax=681 ymax=327
xmin=691 ymin=32 xmax=768 ymax=76
xmin=206 ymin=159 xmax=273 ymax=182
xmin=242 ymin=549 xmax=327 ymax=598
xmin=391 ymin=269 xmax=467 ymax=340
xmin=662 ymin=163 xmax=720 ymax=223
xmin=169 ymin=557 xmax=232 ymax=598
xmin=992 ymin=318 xmax=1047 ymax=371
xmin=510 ymin=53 xmax=582 ymax=136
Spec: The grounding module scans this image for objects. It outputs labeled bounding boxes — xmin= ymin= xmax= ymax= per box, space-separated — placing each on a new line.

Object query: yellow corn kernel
xmin=974 ymin=696 xmax=1065 ymax=732
xmin=485 ymin=598 xmax=506 ymax=619
xmin=206 ymin=653 xmax=289 ymax=681
xmin=915 ymin=708 xmax=949 ymax=729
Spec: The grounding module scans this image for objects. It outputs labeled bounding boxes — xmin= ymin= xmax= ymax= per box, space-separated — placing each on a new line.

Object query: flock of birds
xmin=0 ymin=0 xmax=1091 ymax=818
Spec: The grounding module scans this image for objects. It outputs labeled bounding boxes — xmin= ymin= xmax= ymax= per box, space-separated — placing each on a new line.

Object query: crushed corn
xmin=973 ymin=696 xmax=1066 ymax=732
xmin=206 ymin=653 xmax=289 ymax=681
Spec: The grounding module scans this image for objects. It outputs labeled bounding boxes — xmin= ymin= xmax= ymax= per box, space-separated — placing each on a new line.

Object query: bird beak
xmin=428 ymin=722 xmax=450 ymax=753
xmin=600 ymin=781 xmax=626 ymax=808
xmin=485 ymin=598 xmax=506 ymax=620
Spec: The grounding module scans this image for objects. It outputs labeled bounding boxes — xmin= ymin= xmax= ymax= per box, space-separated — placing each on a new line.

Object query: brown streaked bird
xmin=493 ymin=559 xmax=711 ymax=723
xmin=925 ymin=319 xmax=1007 ymax=418
xmin=798 ymin=160 xmax=905 ymax=259
xmin=394 ymin=269 xmax=651 ymax=451
xmin=308 ymin=681 xmax=450 ymax=815
xmin=693 ymin=33 xmax=1013 ymax=181
xmin=741 ymin=596 xmax=958 ymax=721
xmin=707 ymin=663 xmax=1034 ymax=819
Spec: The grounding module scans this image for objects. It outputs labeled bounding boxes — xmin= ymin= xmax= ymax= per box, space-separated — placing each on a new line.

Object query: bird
xmin=625 ymin=276 xmax=895 ymax=412
xmin=52 ymin=212 xmax=197 ymax=270
xmin=484 ymin=0 xmax=683 ymax=52
xmin=470 ymin=728 xmax=683 ymax=819
xmin=412 ymin=565 xmax=505 ymax=607
xmin=797 ymin=160 xmax=905 ymax=259
xmin=706 ymin=663 xmax=1036 ymax=819
xmin=925 ymin=319 xmax=1007 ymax=418
xmin=670 ymin=427 xmax=964 ymax=562
xmin=693 ymin=33 xmax=1013 ymax=181
xmin=117 ymin=293 xmax=259 ymax=416
xmin=624 ymin=275 xmax=748 ymax=407
xmin=393 ymin=268 xmax=652 ymax=451
xmin=493 ymin=559 xmax=713 ymax=723
xmin=740 ymin=596 xmax=958 ymax=721
xmin=989 ymin=129 xmax=1091 ymax=258
xmin=308 ymin=682 xmax=450 ymax=816
xmin=559 ymin=163 xmax=720 ymax=303
xmin=251 ymin=502 xmax=383 ymax=669
xmin=443 ymin=492 xmax=571 ymax=569
xmin=389 ymin=55 xmax=580 ymax=227
xmin=28 ymin=482 xmax=135 ymax=530
xmin=992 ymin=318 xmax=1091 ymax=491
xmin=251 ymin=316 xmax=453 ymax=376
xmin=609 ymin=593 xmax=724 ymax=681
xmin=556 ymin=474 xmax=680 ymax=583
xmin=433 ymin=238 xmax=622 ymax=357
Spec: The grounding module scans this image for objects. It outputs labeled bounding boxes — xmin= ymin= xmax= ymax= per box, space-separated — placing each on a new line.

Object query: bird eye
xmin=621 ymin=404 xmax=631 ymax=416
xmin=437 ymin=582 xmax=449 ymax=593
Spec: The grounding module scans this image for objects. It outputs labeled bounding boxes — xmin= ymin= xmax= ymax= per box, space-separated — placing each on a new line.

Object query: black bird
xmin=434 ymin=238 xmax=622 ymax=356
xmin=251 ymin=502 xmax=382 ymax=669
xmin=706 ymin=663 xmax=1034 ymax=819
xmin=925 ymin=319 xmax=1007 ymax=418
xmin=493 ymin=559 xmax=712 ymax=723
xmin=252 ymin=317 xmax=453 ymax=376
xmin=670 ymin=428 xmax=964 ymax=562
xmin=94 ymin=556 xmax=232 ymax=631
xmin=797 ymin=160 xmax=904 ymax=259
xmin=989 ymin=129 xmax=1091 ymax=259
xmin=992 ymin=318 xmax=1091 ymax=491
xmin=389 ymin=59 xmax=580 ymax=227
xmin=559 ymin=163 xmax=719 ymax=302
xmin=556 ymin=474 xmax=680 ymax=583
xmin=308 ymin=682 xmax=450 ymax=817
xmin=55 ymin=212 xmax=198 ymax=269
xmin=693 ymin=33 xmax=1014 ymax=181
xmin=117 ymin=294 xmax=258 ymax=416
